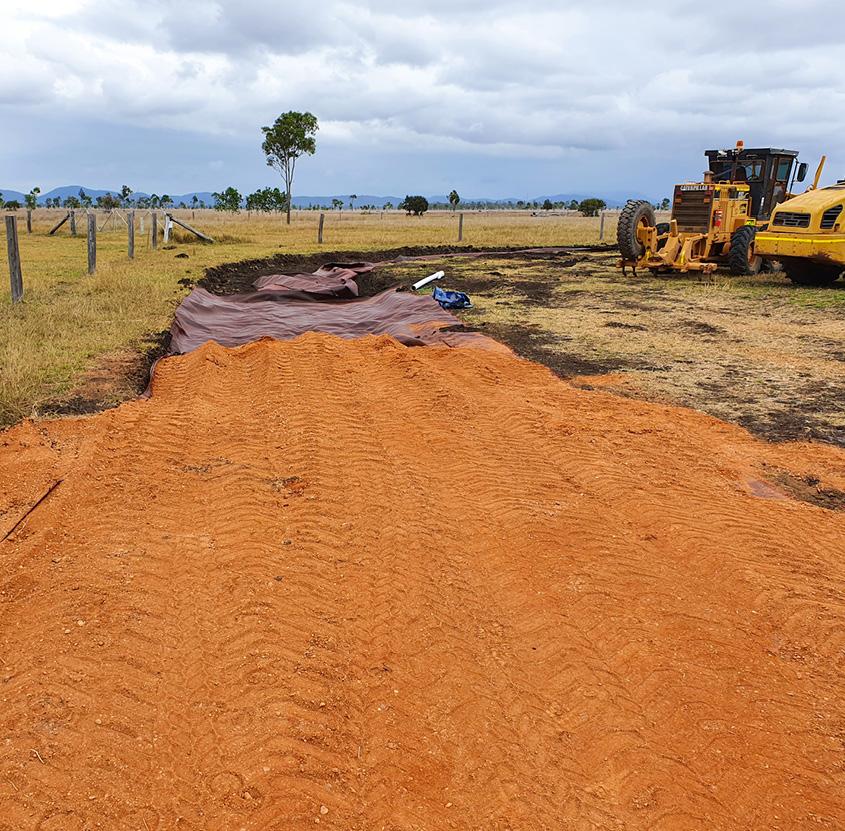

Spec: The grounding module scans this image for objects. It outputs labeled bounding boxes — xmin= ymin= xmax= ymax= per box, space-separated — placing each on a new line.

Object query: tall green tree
xmin=448 ymin=190 xmax=460 ymax=211
xmin=261 ymin=111 xmax=318 ymax=225
xmin=24 ymin=187 xmax=41 ymax=210
xmin=120 ymin=185 xmax=133 ymax=206
xmin=212 ymin=187 xmax=242 ymax=212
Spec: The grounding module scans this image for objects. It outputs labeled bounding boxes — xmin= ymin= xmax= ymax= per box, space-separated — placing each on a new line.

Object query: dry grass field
xmin=0 ymin=208 xmax=610 ymax=425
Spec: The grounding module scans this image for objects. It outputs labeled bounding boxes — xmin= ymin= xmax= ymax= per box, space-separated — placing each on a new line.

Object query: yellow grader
xmin=755 ymin=175 xmax=845 ymax=285
xmin=618 ymin=141 xmax=810 ymax=276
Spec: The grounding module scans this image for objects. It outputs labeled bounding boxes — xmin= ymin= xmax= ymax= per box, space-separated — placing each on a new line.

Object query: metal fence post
xmin=128 ymin=210 xmax=135 ymax=259
xmin=318 ymin=212 xmax=325 ymax=244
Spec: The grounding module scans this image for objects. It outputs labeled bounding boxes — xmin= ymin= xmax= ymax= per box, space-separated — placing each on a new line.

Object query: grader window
xmin=744 ymin=161 xmax=763 ymax=181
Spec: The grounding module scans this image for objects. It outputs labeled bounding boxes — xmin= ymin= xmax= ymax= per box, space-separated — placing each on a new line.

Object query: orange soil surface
xmin=1 ymin=333 xmax=844 ymax=830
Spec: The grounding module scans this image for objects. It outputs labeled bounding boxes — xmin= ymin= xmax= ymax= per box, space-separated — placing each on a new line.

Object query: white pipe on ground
xmin=412 ymin=270 xmax=445 ymax=291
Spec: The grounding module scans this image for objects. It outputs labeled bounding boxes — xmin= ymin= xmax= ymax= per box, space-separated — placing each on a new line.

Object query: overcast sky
xmin=2 ymin=0 xmax=844 ymax=199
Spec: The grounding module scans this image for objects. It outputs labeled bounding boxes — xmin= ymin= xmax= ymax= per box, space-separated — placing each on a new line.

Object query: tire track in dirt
xmin=1 ymin=333 xmax=844 ymax=829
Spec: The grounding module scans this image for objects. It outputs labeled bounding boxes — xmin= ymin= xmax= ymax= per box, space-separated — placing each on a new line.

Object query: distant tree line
xmin=3 ymin=179 xmax=652 ymax=218
xmin=0 ymin=185 xmax=211 ymax=211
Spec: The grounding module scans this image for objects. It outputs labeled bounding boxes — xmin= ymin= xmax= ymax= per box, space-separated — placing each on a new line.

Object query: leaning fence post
xmin=599 ymin=211 xmax=606 ymax=241
xmin=26 ymin=209 xmax=32 ymax=234
xmin=151 ymin=213 xmax=158 ymax=249
xmin=458 ymin=212 xmax=464 ymax=242
xmin=318 ymin=212 xmax=325 ymax=244
xmin=5 ymin=215 xmax=23 ymax=303
xmin=87 ymin=213 xmax=96 ymax=274
xmin=163 ymin=213 xmax=171 ymax=244
xmin=128 ymin=210 xmax=135 ymax=259
xmin=70 ymin=209 xmax=77 ymax=237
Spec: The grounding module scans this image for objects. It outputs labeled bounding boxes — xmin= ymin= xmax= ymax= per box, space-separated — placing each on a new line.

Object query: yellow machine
xmin=618 ymin=141 xmax=808 ymax=276
xmin=755 ymin=159 xmax=845 ymax=285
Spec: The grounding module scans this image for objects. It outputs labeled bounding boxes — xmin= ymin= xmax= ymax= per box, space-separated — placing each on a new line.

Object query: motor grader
xmin=755 ymin=174 xmax=845 ymax=285
xmin=618 ymin=141 xmax=809 ymax=276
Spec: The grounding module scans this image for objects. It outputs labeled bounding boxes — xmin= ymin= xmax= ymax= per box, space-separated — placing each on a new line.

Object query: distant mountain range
xmin=0 ymin=185 xmax=651 ymax=209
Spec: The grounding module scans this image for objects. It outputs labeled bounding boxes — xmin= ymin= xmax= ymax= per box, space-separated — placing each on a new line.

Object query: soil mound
xmin=1 ymin=334 xmax=844 ymax=829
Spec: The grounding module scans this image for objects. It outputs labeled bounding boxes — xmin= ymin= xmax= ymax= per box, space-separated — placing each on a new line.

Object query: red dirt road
xmin=1 ymin=334 xmax=844 ymax=830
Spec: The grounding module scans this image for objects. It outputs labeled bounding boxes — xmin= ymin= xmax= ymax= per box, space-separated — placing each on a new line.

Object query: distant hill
xmin=1 ymin=186 xmax=656 ymax=209
xmin=0 ymin=189 xmax=26 ymax=203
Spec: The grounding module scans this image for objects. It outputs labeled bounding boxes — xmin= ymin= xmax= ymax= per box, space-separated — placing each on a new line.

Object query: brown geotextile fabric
xmin=168 ymin=262 xmax=505 ymax=355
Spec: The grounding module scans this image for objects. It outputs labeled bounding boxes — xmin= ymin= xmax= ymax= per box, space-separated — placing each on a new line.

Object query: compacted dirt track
xmin=1 ymin=334 xmax=844 ymax=830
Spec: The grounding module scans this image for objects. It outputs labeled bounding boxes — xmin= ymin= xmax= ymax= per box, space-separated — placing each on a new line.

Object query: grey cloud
xmin=3 ymin=0 xmax=844 ymax=197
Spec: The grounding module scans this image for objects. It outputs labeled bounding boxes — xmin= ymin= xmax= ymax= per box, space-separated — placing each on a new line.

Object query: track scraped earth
xmin=1 ymin=334 xmax=844 ymax=830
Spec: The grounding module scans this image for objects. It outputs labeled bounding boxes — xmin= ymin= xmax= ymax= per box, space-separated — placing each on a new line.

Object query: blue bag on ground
xmin=432 ymin=286 xmax=473 ymax=309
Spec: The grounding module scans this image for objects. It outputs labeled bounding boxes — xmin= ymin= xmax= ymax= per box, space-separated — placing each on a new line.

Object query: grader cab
xmin=618 ymin=142 xmax=808 ymax=275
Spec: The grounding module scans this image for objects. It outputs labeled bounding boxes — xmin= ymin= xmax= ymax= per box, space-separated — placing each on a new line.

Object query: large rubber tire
xmin=617 ymin=200 xmax=656 ymax=261
xmin=728 ymin=226 xmax=762 ymax=275
xmin=782 ymin=258 xmax=843 ymax=286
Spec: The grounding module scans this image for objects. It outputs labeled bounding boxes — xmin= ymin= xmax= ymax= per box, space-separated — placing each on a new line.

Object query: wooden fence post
xmin=5 ymin=215 xmax=23 ymax=303
xmin=70 ymin=209 xmax=77 ymax=237
xmin=599 ymin=211 xmax=606 ymax=241
xmin=151 ymin=213 xmax=158 ymax=250
xmin=26 ymin=209 xmax=32 ymax=234
xmin=458 ymin=212 xmax=464 ymax=242
xmin=87 ymin=213 xmax=96 ymax=274
xmin=140 ymin=214 xmax=145 ymax=236
xmin=128 ymin=210 xmax=135 ymax=259
xmin=163 ymin=214 xmax=171 ymax=244
xmin=318 ymin=212 xmax=325 ymax=244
